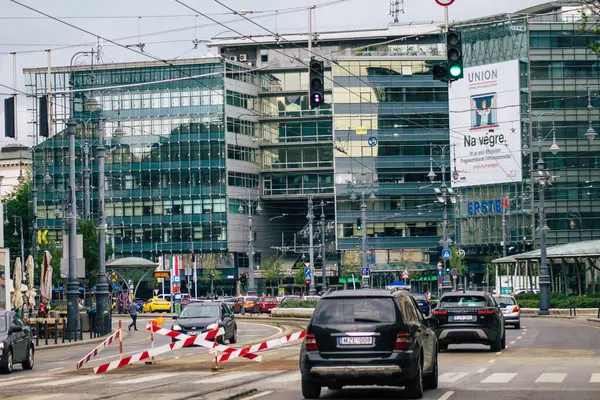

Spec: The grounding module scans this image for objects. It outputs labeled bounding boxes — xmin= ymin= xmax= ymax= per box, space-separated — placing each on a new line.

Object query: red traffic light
xmin=305 ymin=280 xmax=311 ymax=285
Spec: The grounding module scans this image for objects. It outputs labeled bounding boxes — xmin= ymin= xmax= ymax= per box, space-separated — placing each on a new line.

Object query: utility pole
xmin=361 ymin=192 xmax=369 ymax=289
xmin=239 ymin=190 xmax=261 ymax=295
xmin=307 ymin=197 xmax=316 ymax=294
xmin=83 ymin=141 xmax=91 ymax=220
xmin=96 ymin=119 xmax=109 ymax=331
xmin=320 ymin=200 xmax=326 ymax=289
xmin=499 ymin=193 xmax=507 ymax=295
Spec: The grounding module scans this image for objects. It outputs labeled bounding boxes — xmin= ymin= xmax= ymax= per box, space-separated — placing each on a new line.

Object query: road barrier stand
xmin=210 ymin=326 xmax=221 ymax=371
xmin=145 ymin=328 xmax=155 ymax=365
xmin=76 ymin=328 xmax=122 ymax=369
xmin=119 ymin=320 xmax=124 ymax=359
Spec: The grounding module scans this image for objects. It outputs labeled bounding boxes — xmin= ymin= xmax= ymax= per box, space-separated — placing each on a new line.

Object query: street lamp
xmin=585 ymin=86 xmax=598 ymax=142
xmin=349 ymin=178 xmax=376 ymax=290
xmin=13 ymin=216 xmax=25 ymax=281
xmin=237 ymin=190 xmax=262 ymax=295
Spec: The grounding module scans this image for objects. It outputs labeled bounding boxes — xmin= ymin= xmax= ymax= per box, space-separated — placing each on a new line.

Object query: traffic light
xmin=357 ymin=217 xmax=362 ymax=231
xmin=305 ymin=279 xmax=311 ymax=285
xmin=445 ymin=266 xmax=450 ymax=273
xmin=432 ymin=30 xmax=464 ymax=83
xmin=239 ymin=273 xmax=248 ymax=290
xmin=4 ymin=97 xmax=15 ymax=138
xmin=309 ymin=58 xmax=324 ymax=109
xmin=446 ymin=30 xmax=463 ymax=80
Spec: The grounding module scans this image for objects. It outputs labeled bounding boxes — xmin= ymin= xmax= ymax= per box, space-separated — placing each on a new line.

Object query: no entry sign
xmin=435 ymin=0 xmax=455 ymax=6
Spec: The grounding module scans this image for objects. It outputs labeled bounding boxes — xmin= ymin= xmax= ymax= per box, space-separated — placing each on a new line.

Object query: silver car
xmin=494 ymin=295 xmax=521 ymax=329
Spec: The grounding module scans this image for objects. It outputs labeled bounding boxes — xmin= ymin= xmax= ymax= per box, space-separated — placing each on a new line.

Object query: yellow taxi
xmin=142 ymin=297 xmax=171 ymax=313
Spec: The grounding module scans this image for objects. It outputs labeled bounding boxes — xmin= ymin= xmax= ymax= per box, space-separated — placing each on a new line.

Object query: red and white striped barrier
xmin=76 ymin=329 xmax=121 ymax=369
xmin=217 ymin=330 xmax=306 ymax=363
xmin=145 ymin=324 xmax=262 ymax=362
xmin=93 ymin=327 xmax=224 ymax=374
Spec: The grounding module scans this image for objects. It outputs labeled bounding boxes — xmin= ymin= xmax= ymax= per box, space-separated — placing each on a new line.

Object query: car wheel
xmin=490 ymin=333 xmax=502 ymax=352
xmin=22 ymin=345 xmax=34 ymax=370
xmin=230 ymin=327 xmax=237 ymax=344
xmin=404 ymin=355 xmax=424 ymax=399
xmin=301 ymin=378 xmax=321 ymax=399
xmin=439 ymin=343 xmax=448 ymax=352
xmin=423 ymin=350 xmax=438 ymax=390
xmin=514 ymin=322 xmax=521 ymax=329
xmin=501 ymin=331 xmax=506 ymax=350
xmin=1 ymin=348 xmax=13 ymax=374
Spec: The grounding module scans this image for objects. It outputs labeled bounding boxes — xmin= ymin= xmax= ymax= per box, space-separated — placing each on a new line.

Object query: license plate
xmin=338 ymin=336 xmax=373 ymax=346
xmin=451 ymin=315 xmax=475 ymax=322
xmin=188 ymin=330 xmax=198 ymax=335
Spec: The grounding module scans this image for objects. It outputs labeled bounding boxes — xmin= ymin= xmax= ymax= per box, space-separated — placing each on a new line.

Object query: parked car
xmin=0 ymin=310 xmax=35 ymax=374
xmin=172 ymin=301 xmax=237 ymax=344
xmin=494 ymin=295 xmax=521 ymax=329
xmin=279 ymin=295 xmax=301 ymax=306
xmin=433 ymin=291 xmax=505 ymax=352
xmin=142 ymin=297 xmax=171 ymax=313
xmin=252 ymin=297 xmax=280 ymax=313
xmin=232 ymin=296 xmax=258 ymax=313
xmin=300 ymin=289 xmax=439 ymax=399
xmin=412 ymin=294 xmax=431 ymax=316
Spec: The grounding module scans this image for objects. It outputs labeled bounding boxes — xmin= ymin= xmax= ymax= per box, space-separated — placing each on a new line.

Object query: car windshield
xmin=413 ymin=295 xmax=426 ymax=301
xmin=494 ymin=297 xmax=516 ymax=305
xmin=440 ymin=295 xmax=487 ymax=308
xmin=313 ymin=297 xmax=396 ymax=324
xmin=244 ymin=297 xmax=258 ymax=302
xmin=179 ymin=304 xmax=220 ymax=318
xmin=264 ymin=298 xmax=277 ymax=302
xmin=0 ymin=315 xmax=6 ymax=333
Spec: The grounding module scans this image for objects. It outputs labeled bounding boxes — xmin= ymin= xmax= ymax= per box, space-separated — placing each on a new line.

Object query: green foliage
xmin=261 ymin=255 xmax=283 ymax=284
xmin=200 ymin=254 xmax=222 ymax=283
xmin=4 ymin=177 xmax=32 ymax=266
xmin=483 ymin=252 xmax=502 ymax=287
xmin=294 ymin=267 xmax=306 ymax=286
xmin=278 ymin=300 xmax=318 ymax=309
xmin=448 ymin=246 xmax=468 ymax=277
xmin=579 ymin=4 xmax=600 ymax=54
xmin=515 ymin=292 xmax=600 ymax=309
xmin=341 ymin=251 xmax=361 ymax=278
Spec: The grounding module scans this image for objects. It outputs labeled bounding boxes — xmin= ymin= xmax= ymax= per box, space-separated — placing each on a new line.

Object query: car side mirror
xmin=425 ymin=317 xmax=439 ymax=328
xmin=9 ymin=325 xmax=22 ymax=333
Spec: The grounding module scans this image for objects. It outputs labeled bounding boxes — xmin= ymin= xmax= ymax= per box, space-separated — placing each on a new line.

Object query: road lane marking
xmin=112 ymin=373 xmax=179 ymax=385
xmin=517 ymin=336 xmax=522 ymax=339
xmin=244 ymin=391 xmax=273 ymax=400
xmin=590 ymin=373 xmax=600 ymax=383
xmin=488 ymin=359 xmax=496 ymax=364
xmin=195 ymin=372 xmax=261 ymax=384
xmin=510 ymin=341 xmax=515 ymax=344
xmin=495 ymin=351 xmax=502 ymax=355
xmin=265 ymin=372 xmax=300 ymax=384
xmin=535 ymin=373 xmax=566 ymax=383
xmin=439 ymin=373 xmax=468 ymax=383
xmin=33 ymin=376 xmax=101 ymax=387
xmin=49 ymin=367 xmax=64 ymax=372
xmin=437 ymin=391 xmax=454 ymax=400
xmin=476 ymin=368 xmax=487 ymax=374
xmin=0 ymin=377 xmax=52 ymax=387
xmin=481 ymin=373 xmax=517 ymax=383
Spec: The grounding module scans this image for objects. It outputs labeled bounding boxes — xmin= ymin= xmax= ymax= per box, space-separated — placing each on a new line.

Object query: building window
xmin=228 ymin=172 xmax=259 ymax=188
xmin=227 ymin=145 xmax=256 ymax=162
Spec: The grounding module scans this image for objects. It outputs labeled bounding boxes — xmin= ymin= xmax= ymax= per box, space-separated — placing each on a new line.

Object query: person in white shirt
xmin=471 ymin=97 xmax=496 ymax=127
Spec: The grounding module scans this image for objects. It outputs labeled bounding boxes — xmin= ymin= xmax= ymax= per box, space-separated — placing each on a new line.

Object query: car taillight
xmin=433 ymin=309 xmax=447 ymax=316
xmin=478 ymin=308 xmax=495 ymax=315
xmin=305 ymin=333 xmax=318 ymax=351
xmin=394 ymin=332 xmax=410 ymax=350
xmin=513 ymin=305 xmax=520 ymax=312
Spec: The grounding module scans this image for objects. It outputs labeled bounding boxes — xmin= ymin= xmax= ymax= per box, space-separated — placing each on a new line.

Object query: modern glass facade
xmin=333 ymin=54 xmax=450 ymax=265
xmin=25 ymin=59 xmax=267 ymax=284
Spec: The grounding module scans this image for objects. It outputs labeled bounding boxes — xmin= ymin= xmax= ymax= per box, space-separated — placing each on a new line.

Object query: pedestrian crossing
xmin=2 ymin=368 xmax=600 ymax=394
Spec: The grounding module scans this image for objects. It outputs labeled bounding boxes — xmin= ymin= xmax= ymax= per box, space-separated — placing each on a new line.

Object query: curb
xmin=36 ymin=329 xmax=127 ymax=351
xmin=586 ymin=318 xmax=600 ymax=324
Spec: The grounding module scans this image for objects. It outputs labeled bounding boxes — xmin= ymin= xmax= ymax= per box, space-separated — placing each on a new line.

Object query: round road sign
xmin=435 ymin=0 xmax=455 ymax=6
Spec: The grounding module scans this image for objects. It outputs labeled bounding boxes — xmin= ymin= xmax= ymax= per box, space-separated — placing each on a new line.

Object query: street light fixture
xmin=585 ymin=85 xmax=598 ymax=142
xmin=84 ymin=95 xmax=101 ymax=112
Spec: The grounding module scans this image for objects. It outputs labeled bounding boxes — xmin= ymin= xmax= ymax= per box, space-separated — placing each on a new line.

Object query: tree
xmin=293 ymin=267 xmax=306 ymax=295
xmin=200 ymin=254 xmax=222 ymax=295
xmin=341 ymin=251 xmax=361 ymax=278
xmin=261 ymin=255 xmax=283 ymax=295
xmin=3 ymin=177 xmax=32 ymax=267
xmin=448 ymin=246 xmax=468 ymax=277
xmin=579 ymin=2 xmax=600 ymax=53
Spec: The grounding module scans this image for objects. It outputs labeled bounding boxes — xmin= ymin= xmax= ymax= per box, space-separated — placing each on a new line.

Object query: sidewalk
xmin=35 ymin=320 xmax=127 ymax=351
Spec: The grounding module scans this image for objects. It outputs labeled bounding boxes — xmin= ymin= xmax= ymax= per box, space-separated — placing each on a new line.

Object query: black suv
xmin=300 ymin=289 xmax=439 ymax=399
xmin=432 ymin=291 xmax=505 ymax=352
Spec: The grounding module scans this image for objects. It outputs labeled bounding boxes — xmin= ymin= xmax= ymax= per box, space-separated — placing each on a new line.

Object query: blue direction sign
xmin=304 ymin=267 xmax=312 ymax=280
xmin=361 ymin=267 xmax=371 ymax=277
xmin=442 ymin=249 xmax=451 ymax=259
xmin=367 ymin=136 xmax=378 ymax=147
xmin=438 ymin=270 xmax=443 ymax=277
xmin=451 ymin=268 xmax=458 ymax=277
xmin=437 ymin=275 xmax=444 ymax=284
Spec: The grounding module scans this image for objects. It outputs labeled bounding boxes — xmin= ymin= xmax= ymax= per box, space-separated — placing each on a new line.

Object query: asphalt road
xmin=1 ymin=317 xmax=599 ymax=400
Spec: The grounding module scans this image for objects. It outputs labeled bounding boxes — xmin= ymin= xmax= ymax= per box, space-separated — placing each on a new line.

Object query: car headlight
xmin=206 ymin=322 xmax=219 ymax=331
xmin=172 ymin=324 xmax=182 ymax=331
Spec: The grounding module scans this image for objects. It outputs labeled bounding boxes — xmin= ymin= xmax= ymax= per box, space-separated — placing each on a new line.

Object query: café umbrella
xmin=11 ymin=257 xmax=23 ymax=310
xmin=25 ymin=255 xmax=36 ymax=309
xmin=40 ymin=251 xmax=53 ymax=305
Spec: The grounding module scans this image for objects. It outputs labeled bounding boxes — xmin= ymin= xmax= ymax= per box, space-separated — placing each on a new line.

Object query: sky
xmin=0 ymin=0 xmax=546 ymax=146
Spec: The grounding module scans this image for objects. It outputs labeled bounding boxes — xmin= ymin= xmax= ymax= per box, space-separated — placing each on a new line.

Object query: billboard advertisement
xmin=449 ymin=60 xmax=522 ymax=187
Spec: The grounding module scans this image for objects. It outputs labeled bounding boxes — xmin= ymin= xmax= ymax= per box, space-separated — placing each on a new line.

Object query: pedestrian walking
xmin=128 ymin=301 xmax=138 ymax=331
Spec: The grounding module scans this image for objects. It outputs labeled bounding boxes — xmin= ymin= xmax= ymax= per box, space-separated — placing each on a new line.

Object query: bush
xmin=278 ymin=300 xmax=318 ymax=309
xmin=516 ymin=293 xmax=600 ymax=309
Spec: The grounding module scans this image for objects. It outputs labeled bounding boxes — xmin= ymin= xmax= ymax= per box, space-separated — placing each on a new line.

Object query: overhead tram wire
xmin=207 ymin=0 xmax=521 ymax=184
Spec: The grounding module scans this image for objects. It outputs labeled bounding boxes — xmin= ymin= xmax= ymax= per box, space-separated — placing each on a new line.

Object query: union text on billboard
xmin=449 ymin=60 xmax=522 ymax=187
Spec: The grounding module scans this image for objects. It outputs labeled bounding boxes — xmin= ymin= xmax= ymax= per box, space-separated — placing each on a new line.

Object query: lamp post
xmin=238 ymin=190 xmax=262 ymax=295
xmin=428 ymin=144 xmax=458 ymax=292
xmin=349 ymin=179 xmax=376 ymax=289
xmin=66 ymin=49 xmax=100 ymax=339
xmin=13 ymin=216 xmax=25 ymax=280
xmin=96 ymin=119 xmax=109 ymax=331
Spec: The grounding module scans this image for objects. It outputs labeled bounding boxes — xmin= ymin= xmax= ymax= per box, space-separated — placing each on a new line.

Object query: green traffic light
xmin=449 ymin=65 xmax=462 ymax=77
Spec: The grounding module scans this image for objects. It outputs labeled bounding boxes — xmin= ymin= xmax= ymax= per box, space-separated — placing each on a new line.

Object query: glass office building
xmin=25 ymin=58 xmax=269 ymax=291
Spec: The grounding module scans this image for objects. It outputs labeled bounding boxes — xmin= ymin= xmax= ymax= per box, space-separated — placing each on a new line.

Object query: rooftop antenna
xmin=388 ymin=0 xmax=405 ymax=23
